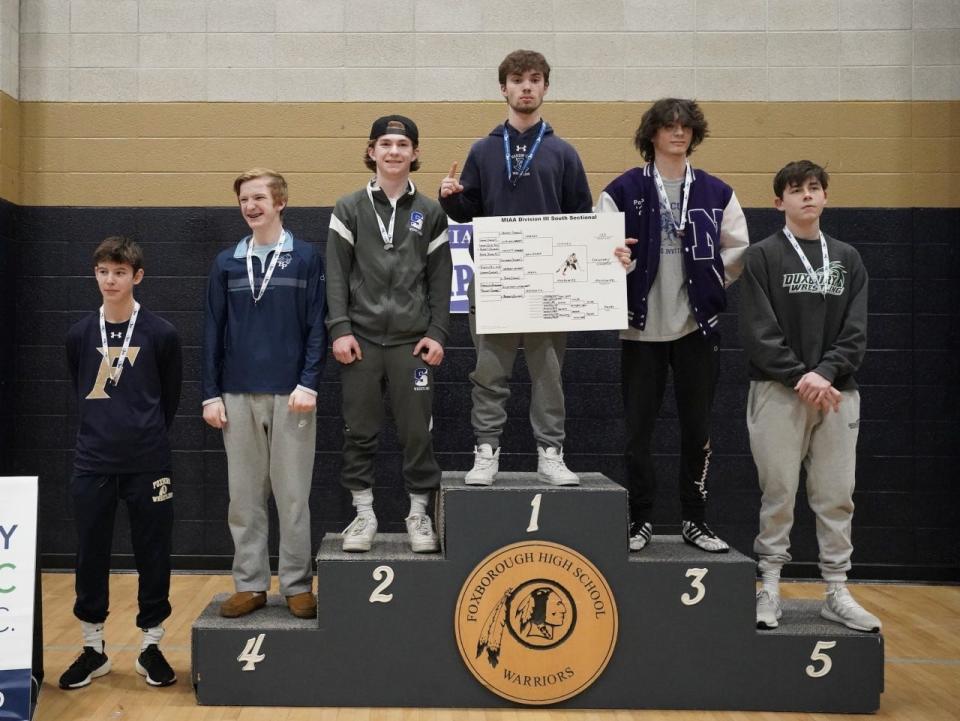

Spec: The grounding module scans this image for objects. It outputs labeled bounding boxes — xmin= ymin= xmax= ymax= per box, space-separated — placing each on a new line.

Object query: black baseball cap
xmin=369 ymin=115 xmax=419 ymax=145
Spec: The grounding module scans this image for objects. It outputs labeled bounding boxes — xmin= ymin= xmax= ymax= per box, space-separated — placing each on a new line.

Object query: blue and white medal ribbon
xmin=246 ymin=229 xmax=287 ymax=303
xmin=99 ymin=301 xmax=140 ymax=386
xmin=652 ymin=162 xmax=693 ymax=238
xmin=503 ymin=121 xmax=547 ymax=187
xmin=782 ymin=226 xmax=829 ymax=297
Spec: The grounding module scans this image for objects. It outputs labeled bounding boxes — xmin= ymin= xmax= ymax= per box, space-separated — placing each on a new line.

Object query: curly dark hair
xmin=498 ymin=49 xmax=551 ymax=86
xmin=633 ymin=98 xmax=709 ymax=162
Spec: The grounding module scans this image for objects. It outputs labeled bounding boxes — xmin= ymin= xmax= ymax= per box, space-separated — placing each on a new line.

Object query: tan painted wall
xmin=0 ymin=91 xmax=19 ymax=203
xmin=10 ymin=100 xmax=960 ymax=208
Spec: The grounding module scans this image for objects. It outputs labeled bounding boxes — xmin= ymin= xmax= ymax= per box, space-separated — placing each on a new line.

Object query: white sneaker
xmin=405 ymin=513 xmax=439 ymax=553
xmin=465 ymin=444 xmax=500 ymax=486
xmin=821 ymin=585 xmax=882 ymax=632
xmin=341 ymin=514 xmax=377 ymax=552
xmin=756 ymin=589 xmax=783 ymax=629
xmin=537 ymin=447 xmax=579 ymax=486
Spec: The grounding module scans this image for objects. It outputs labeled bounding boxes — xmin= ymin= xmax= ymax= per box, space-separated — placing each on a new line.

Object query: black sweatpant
xmin=621 ymin=331 xmax=719 ymax=524
xmin=70 ymin=470 xmax=173 ymax=629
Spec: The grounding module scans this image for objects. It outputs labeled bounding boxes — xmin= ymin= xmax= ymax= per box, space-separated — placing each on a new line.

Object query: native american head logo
xmin=475 ymin=579 xmax=576 ymax=668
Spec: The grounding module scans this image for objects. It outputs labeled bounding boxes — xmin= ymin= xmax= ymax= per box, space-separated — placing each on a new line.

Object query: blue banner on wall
xmin=0 ymin=477 xmax=38 ymax=721
xmin=448 ymin=223 xmax=474 ymax=314
xmin=0 ymin=669 xmax=32 ymax=720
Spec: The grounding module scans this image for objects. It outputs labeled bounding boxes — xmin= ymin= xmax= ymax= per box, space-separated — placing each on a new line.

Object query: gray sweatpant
xmin=748 ymin=381 xmax=860 ymax=582
xmin=222 ymin=393 xmax=316 ymax=596
xmin=468 ymin=283 xmax=567 ymax=450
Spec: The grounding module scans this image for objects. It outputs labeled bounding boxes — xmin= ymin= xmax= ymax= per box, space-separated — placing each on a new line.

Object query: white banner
xmin=0 ymin=477 xmax=38 ymax=721
xmin=472 ymin=213 xmax=628 ymax=334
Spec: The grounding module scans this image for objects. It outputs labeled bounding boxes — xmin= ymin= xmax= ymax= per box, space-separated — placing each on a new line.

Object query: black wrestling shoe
xmin=681 ymin=520 xmax=730 ymax=553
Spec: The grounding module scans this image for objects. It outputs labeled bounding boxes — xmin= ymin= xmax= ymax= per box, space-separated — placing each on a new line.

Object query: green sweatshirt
xmin=326 ymin=180 xmax=452 ymax=347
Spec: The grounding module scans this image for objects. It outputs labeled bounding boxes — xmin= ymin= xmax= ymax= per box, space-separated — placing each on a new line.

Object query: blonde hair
xmin=233 ymin=168 xmax=288 ymax=208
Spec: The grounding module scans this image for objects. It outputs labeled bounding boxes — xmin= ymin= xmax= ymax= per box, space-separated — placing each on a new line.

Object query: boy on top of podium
xmin=740 ymin=160 xmax=880 ymax=633
xmin=326 ymin=115 xmax=452 ymax=554
xmin=439 ymin=49 xmax=593 ymax=487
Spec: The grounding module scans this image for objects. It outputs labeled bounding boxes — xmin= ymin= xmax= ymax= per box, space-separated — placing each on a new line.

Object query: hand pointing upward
xmin=440 ymin=161 xmax=464 ymax=198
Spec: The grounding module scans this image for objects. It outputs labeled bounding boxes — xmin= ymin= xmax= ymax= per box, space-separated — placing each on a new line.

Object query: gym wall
xmin=1 ymin=0 xmax=957 ymax=580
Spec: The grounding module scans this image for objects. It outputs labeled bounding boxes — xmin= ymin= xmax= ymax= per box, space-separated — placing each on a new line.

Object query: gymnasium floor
xmin=34 ymin=573 xmax=960 ymax=721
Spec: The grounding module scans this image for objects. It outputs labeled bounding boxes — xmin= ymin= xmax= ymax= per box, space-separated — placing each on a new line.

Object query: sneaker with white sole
xmin=341 ymin=514 xmax=377 ymax=552
xmin=405 ymin=513 xmax=440 ymax=553
xmin=629 ymin=521 xmax=653 ymax=551
xmin=681 ymin=520 xmax=730 ymax=553
xmin=537 ymin=447 xmax=579 ymax=486
xmin=59 ymin=646 xmax=111 ymax=689
xmin=756 ymin=589 xmax=783 ymax=629
xmin=135 ymin=644 xmax=176 ymax=687
xmin=821 ymin=585 xmax=882 ymax=632
xmin=465 ymin=444 xmax=499 ymax=485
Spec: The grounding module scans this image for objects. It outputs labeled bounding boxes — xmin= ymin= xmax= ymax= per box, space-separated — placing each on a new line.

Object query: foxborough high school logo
xmin=454 ymin=541 xmax=618 ymax=704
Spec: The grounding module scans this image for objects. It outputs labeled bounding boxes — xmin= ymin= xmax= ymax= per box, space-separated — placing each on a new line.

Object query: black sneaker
xmin=135 ymin=644 xmax=177 ymax=687
xmin=629 ymin=521 xmax=653 ymax=551
xmin=681 ymin=520 xmax=730 ymax=553
xmin=59 ymin=646 xmax=110 ymax=689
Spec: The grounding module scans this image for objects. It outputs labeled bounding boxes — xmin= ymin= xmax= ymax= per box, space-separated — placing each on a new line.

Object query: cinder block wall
xmin=2 ymin=0 xmax=958 ymax=580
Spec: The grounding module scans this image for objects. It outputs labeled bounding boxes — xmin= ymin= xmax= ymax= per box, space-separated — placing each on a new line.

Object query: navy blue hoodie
xmin=440 ymin=120 xmax=593 ymax=235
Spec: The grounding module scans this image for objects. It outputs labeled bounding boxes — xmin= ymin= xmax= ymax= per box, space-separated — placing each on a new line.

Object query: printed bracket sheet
xmin=473 ymin=213 xmax=627 ymax=334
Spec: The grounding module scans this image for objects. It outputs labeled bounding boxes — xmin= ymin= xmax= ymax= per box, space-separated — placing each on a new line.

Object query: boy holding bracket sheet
xmin=440 ymin=49 xmax=593 ymax=487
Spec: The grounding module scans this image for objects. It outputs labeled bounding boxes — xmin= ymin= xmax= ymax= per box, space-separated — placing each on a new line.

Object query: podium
xmin=192 ymin=473 xmax=883 ymax=711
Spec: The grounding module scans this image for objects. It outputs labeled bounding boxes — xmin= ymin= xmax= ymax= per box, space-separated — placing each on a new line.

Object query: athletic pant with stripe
xmin=621 ymin=331 xmax=719 ymax=524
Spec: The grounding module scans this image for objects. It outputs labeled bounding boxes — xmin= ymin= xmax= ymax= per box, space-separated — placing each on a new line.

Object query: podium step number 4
xmin=192 ymin=472 xmax=883 ymax=712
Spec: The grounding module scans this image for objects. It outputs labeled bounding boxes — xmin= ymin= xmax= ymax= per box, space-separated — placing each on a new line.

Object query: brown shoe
xmin=219 ymin=591 xmax=267 ymax=618
xmin=286 ymin=592 xmax=317 ymax=619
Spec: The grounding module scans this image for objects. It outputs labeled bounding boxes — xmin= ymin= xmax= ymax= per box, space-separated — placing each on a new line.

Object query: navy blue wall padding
xmin=3 ymin=203 xmax=958 ymax=581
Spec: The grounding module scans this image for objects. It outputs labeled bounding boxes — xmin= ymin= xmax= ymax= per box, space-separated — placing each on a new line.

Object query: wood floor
xmin=34 ymin=573 xmax=960 ymax=721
